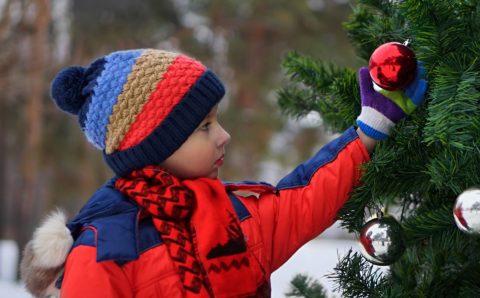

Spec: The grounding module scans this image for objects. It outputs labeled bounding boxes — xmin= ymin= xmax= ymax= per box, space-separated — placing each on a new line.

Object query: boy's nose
xmin=218 ymin=125 xmax=231 ymax=147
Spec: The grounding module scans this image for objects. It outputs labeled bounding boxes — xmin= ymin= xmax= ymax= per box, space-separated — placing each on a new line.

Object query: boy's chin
xmin=207 ymin=169 xmax=219 ymax=179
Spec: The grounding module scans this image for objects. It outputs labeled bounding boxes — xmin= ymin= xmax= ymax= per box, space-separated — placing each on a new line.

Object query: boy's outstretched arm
xmin=240 ymin=65 xmax=428 ymax=272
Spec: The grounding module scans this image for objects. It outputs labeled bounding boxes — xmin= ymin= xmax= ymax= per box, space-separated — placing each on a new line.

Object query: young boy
xmin=20 ymin=49 xmax=426 ymax=297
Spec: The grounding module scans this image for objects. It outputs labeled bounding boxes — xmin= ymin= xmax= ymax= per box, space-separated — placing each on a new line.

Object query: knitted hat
xmin=51 ymin=49 xmax=225 ymax=177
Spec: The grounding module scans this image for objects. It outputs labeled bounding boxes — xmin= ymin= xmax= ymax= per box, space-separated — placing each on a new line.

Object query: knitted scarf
xmin=115 ymin=166 xmax=268 ymax=297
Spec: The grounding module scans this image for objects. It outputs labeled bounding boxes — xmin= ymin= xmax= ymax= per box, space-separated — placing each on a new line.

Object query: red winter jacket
xmin=60 ymin=127 xmax=370 ymax=297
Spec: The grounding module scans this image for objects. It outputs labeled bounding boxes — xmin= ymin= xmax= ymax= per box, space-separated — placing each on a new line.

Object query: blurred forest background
xmin=0 ymin=0 xmax=359 ymax=258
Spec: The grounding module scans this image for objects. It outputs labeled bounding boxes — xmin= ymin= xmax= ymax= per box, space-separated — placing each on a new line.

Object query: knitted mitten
xmin=356 ymin=63 xmax=428 ymax=140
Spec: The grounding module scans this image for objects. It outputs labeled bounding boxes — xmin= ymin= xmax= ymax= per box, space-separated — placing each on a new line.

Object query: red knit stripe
xmin=118 ymin=55 xmax=206 ymax=150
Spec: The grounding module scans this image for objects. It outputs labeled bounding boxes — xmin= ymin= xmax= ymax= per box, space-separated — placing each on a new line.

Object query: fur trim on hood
xmin=20 ymin=209 xmax=73 ymax=298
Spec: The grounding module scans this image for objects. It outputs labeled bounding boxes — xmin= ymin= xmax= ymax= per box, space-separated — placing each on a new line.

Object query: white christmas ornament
xmin=453 ymin=188 xmax=480 ymax=234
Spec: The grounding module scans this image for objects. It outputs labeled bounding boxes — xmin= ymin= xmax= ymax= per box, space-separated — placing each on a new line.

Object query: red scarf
xmin=115 ymin=166 xmax=268 ymax=297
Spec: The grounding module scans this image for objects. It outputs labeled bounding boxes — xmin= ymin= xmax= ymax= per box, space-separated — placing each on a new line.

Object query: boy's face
xmin=161 ymin=105 xmax=231 ymax=179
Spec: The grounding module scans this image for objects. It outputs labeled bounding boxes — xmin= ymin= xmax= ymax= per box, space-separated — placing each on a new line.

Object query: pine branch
xmin=392 ymin=231 xmax=480 ymax=297
xmin=423 ymin=60 xmax=480 ymax=150
xmin=344 ymin=2 xmax=407 ymax=61
xmin=401 ymin=203 xmax=455 ymax=245
xmin=278 ymin=51 xmax=360 ymax=132
xmin=327 ymin=250 xmax=389 ymax=298
xmin=459 ymin=275 xmax=480 ymax=297
xmin=401 ymin=1 xmax=480 ymax=65
xmin=277 ymin=87 xmax=320 ymax=119
xmin=425 ymin=145 xmax=480 ymax=195
xmin=281 ymin=51 xmax=340 ymax=90
xmin=285 ymin=274 xmax=328 ymax=298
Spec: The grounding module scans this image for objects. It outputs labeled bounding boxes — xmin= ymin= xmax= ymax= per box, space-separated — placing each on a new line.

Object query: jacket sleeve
xmin=244 ymin=127 xmax=370 ymax=272
xmin=61 ymin=245 xmax=133 ymax=298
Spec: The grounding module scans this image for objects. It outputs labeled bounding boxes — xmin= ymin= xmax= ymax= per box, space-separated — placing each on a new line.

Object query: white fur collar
xmin=20 ymin=209 xmax=73 ymax=297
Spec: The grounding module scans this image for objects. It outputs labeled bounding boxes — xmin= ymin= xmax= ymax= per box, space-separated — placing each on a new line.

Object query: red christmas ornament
xmin=369 ymin=42 xmax=417 ymax=91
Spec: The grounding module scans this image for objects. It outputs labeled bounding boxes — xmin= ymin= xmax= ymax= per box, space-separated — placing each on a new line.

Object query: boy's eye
xmin=199 ymin=122 xmax=211 ymax=131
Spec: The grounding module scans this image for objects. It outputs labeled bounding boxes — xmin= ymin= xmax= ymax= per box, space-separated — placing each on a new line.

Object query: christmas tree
xmin=279 ymin=0 xmax=480 ymax=296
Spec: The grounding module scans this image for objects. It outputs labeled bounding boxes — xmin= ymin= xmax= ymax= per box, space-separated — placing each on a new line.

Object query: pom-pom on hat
xmin=51 ymin=49 xmax=225 ymax=177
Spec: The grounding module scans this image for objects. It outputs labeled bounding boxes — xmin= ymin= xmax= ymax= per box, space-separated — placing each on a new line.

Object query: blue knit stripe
xmin=84 ymin=50 xmax=144 ymax=149
xmin=356 ymin=120 xmax=389 ymax=140
xmin=78 ymin=58 xmax=108 ymax=131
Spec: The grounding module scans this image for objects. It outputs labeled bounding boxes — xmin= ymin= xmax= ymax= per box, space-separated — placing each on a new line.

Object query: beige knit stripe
xmin=105 ymin=50 xmax=178 ymax=154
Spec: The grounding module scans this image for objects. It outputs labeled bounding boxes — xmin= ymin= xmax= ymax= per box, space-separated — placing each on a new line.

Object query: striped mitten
xmin=356 ymin=63 xmax=428 ymax=140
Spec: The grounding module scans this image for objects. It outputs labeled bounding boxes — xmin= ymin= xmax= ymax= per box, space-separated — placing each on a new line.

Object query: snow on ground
xmin=0 ymin=280 xmax=32 ymax=298
xmin=271 ymin=237 xmax=359 ymax=298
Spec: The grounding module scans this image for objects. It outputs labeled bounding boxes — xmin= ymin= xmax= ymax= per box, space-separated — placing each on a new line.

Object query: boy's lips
xmin=214 ymin=155 xmax=224 ymax=167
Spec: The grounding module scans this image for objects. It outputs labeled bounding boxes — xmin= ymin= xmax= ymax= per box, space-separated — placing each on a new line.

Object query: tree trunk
xmin=19 ymin=0 xmax=50 ymax=247
xmin=0 ymin=0 xmax=16 ymax=240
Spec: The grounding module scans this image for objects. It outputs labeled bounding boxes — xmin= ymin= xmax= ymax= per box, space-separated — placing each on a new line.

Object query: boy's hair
xmin=50 ymin=49 xmax=225 ymax=176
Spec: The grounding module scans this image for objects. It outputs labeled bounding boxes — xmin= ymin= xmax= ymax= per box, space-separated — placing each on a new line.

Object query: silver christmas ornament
xmin=454 ymin=188 xmax=480 ymax=234
xmin=359 ymin=213 xmax=405 ymax=266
